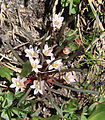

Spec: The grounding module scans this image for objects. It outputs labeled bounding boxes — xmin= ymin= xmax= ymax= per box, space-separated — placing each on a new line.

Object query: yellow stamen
xmin=32 ymin=64 xmax=37 ymax=68
xmin=55 ymin=20 xmax=59 ymax=25
xmin=44 ymin=50 xmax=49 ymax=56
xmin=31 ymin=53 xmax=35 ymax=56
xmin=65 ymin=75 xmax=69 ymax=81
xmin=52 ymin=63 xmax=57 ymax=67
xmin=36 ymin=83 xmax=40 ymax=89
xmin=17 ymin=81 xmax=22 ymax=86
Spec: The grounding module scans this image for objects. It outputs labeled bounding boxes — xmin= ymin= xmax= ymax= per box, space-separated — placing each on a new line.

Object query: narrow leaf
xmin=61 ymin=0 xmax=69 ymax=7
xmin=69 ymin=0 xmax=73 ymax=15
xmin=20 ymin=61 xmax=32 ymax=78
xmin=32 ymin=115 xmax=60 ymax=120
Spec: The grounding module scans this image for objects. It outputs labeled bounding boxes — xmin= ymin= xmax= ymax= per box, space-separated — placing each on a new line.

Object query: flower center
xmin=17 ymin=81 xmax=22 ymax=87
xmin=52 ymin=62 xmax=57 ymax=67
xmin=55 ymin=20 xmax=59 ymax=25
xmin=32 ymin=64 xmax=37 ymax=69
xmin=65 ymin=74 xmax=70 ymax=81
xmin=44 ymin=50 xmax=49 ymax=56
xmin=31 ymin=53 xmax=35 ymax=56
xmin=36 ymin=83 xmax=40 ymax=89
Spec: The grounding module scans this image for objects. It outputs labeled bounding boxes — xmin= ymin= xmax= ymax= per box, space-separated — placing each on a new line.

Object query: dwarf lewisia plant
xmin=1 ymin=0 xmax=103 ymax=119
xmin=30 ymin=58 xmax=42 ymax=73
xmin=63 ymin=72 xmax=75 ymax=84
xmin=30 ymin=80 xmax=45 ymax=95
xmin=10 ymin=76 xmax=27 ymax=92
xmin=46 ymin=56 xmax=63 ymax=70
xmin=53 ymin=14 xmax=64 ymax=30
xmin=25 ymin=45 xmax=39 ymax=59
xmin=10 ymin=43 xmax=75 ymax=95
xmin=43 ymin=44 xmax=53 ymax=57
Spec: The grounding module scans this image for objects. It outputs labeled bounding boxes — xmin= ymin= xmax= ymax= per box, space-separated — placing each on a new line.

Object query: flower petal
xmin=49 ymin=65 xmax=53 ymax=70
xmin=30 ymin=85 xmax=35 ymax=89
xmin=44 ymin=44 xmax=48 ymax=50
xmin=33 ymin=68 xmax=38 ymax=73
xmin=34 ymin=89 xmax=38 ymax=95
xmin=38 ymin=65 xmax=42 ymax=68
xmin=15 ymin=87 xmax=19 ymax=92
xmin=38 ymin=89 xmax=43 ymax=94
xmin=10 ymin=84 xmax=16 ymax=88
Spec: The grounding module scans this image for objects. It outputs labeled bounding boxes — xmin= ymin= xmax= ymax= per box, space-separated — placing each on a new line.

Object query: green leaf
xmin=73 ymin=0 xmax=80 ymax=5
xmin=69 ymin=42 xmax=78 ymax=51
xmin=2 ymin=99 xmax=8 ymax=108
xmin=32 ymin=115 xmax=60 ymax=120
xmin=6 ymin=92 xmax=15 ymax=101
xmin=2 ymin=97 xmax=13 ymax=109
xmin=88 ymin=102 xmax=98 ymax=115
xmin=11 ymin=107 xmax=20 ymax=117
xmin=11 ymin=118 xmax=23 ymax=120
xmin=0 ymin=95 xmax=4 ymax=101
xmin=82 ymin=106 xmax=88 ymax=113
xmin=42 ymin=115 xmax=60 ymax=120
xmin=15 ymin=91 xmax=24 ymax=99
xmin=31 ymin=108 xmax=41 ymax=117
xmin=64 ymin=99 xmax=78 ymax=112
xmin=59 ymin=41 xmax=63 ymax=46
xmin=88 ymin=11 xmax=95 ymax=19
xmin=11 ymin=107 xmax=27 ymax=118
xmin=71 ymin=8 xmax=76 ymax=14
xmin=31 ymin=117 xmax=37 ymax=120
xmin=20 ymin=61 xmax=32 ymax=78
xmin=81 ymin=114 xmax=87 ymax=120
xmin=0 ymin=66 xmax=11 ymax=81
xmin=69 ymin=0 xmax=73 ymax=15
xmin=52 ymin=102 xmax=63 ymax=118
xmin=99 ymin=96 xmax=105 ymax=103
xmin=1 ymin=110 xmax=10 ymax=120
xmin=61 ymin=0 xmax=69 ymax=7
xmin=63 ymin=113 xmax=70 ymax=119
xmin=88 ymin=103 xmax=105 ymax=120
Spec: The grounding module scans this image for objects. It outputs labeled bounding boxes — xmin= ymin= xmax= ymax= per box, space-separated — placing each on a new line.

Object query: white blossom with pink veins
xmin=46 ymin=57 xmax=63 ymax=70
xmin=30 ymin=58 xmax=42 ymax=73
xmin=63 ymin=72 xmax=75 ymax=84
xmin=25 ymin=45 xmax=39 ymax=59
xmin=10 ymin=76 xmax=27 ymax=92
xmin=43 ymin=44 xmax=53 ymax=57
xmin=53 ymin=14 xmax=64 ymax=30
xmin=30 ymin=80 xmax=45 ymax=95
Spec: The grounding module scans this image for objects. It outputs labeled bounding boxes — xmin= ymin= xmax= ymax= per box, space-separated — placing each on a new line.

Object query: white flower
xmin=30 ymin=58 xmax=42 ymax=73
xmin=53 ymin=14 xmax=64 ymax=30
xmin=25 ymin=45 xmax=39 ymax=59
xmin=10 ymin=76 xmax=27 ymax=92
xmin=63 ymin=72 xmax=75 ymax=84
xmin=30 ymin=80 xmax=45 ymax=95
xmin=63 ymin=48 xmax=71 ymax=55
xmin=46 ymin=57 xmax=63 ymax=70
xmin=43 ymin=44 xmax=53 ymax=57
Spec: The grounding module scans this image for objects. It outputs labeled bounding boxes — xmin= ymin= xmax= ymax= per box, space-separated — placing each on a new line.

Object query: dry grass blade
xmin=88 ymin=0 xmax=104 ymax=31
xmin=1 ymin=62 xmax=22 ymax=73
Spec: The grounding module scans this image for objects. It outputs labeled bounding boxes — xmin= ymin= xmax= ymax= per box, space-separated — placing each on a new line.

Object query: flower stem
xmin=6 ymin=40 xmax=24 ymax=65
xmin=17 ymin=88 xmax=31 ymax=107
xmin=52 ymin=78 xmax=99 ymax=94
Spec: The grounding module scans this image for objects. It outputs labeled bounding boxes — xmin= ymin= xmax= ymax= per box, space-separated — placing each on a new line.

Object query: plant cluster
xmin=0 ymin=0 xmax=104 ymax=119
